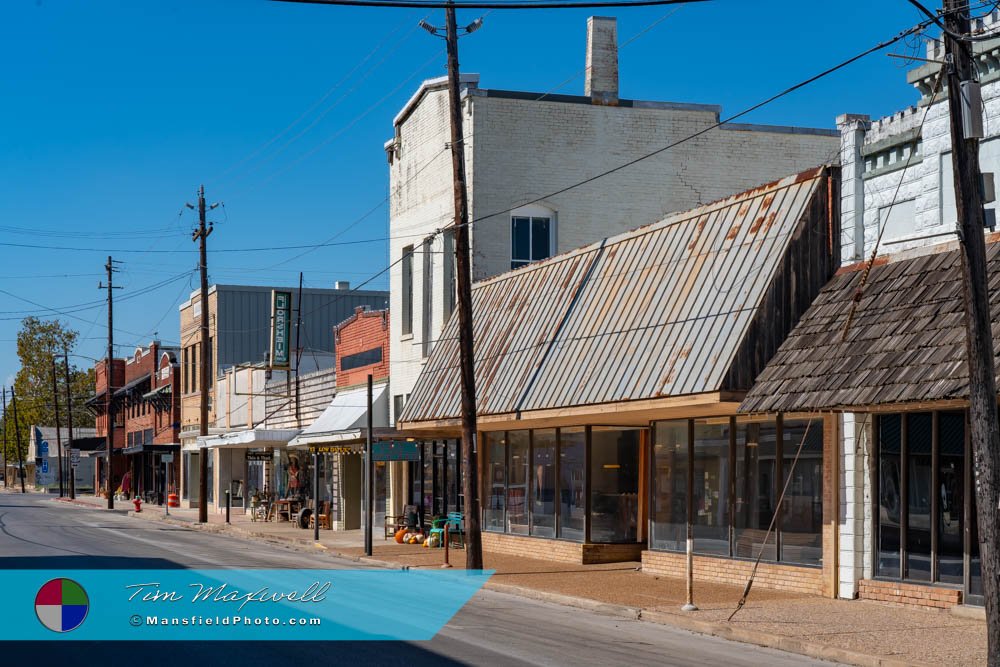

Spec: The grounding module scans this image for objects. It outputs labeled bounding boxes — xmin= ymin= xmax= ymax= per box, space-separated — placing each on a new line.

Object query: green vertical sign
xmin=271 ymin=290 xmax=292 ymax=369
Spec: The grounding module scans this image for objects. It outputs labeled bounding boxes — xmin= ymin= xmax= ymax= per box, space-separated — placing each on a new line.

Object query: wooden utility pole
xmin=191 ymin=185 xmax=214 ymax=524
xmin=365 ymin=373 xmax=373 ymax=557
xmin=444 ymin=3 xmax=483 ymax=570
xmin=2 ymin=387 xmax=7 ymax=489
xmin=10 ymin=387 xmax=24 ymax=493
xmin=101 ymin=255 xmax=119 ymax=510
xmin=52 ymin=357 xmax=63 ymax=498
xmin=943 ymin=1 xmax=1000 ymax=660
xmin=64 ymin=347 xmax=75 ymax=501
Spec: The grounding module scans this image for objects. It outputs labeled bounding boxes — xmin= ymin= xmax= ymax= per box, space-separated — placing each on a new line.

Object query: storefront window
xmin=484 ymin=433 xmax=505 ymax=532
xmin=781 ymin=419 xmax=823 ymax=566
xmin=693 ymin=419 xmax=730 ymax=556
xmin=877 ymin=410 xmax=977 ymax=596
xmin=877 ymin=415 xmax=902 ymax=578
xmin=447 ymin=440 xmax=460 ymax=513
xmin=590 ymin=427 xmax=640 ymax=544
xmin=531 ymin=429 xmax=557 ymax=538
xmin=906 ymin=413 xmax=933 ymax=581
xmin=507 ymin=431 xmax=529 ymax=535
xmin=275 ymin=450 xmax=310 ymax=500
xmin=651 ymin=421 xmax=687 ymax=552
xmin=938 ymin=412 xmax=965 ymax=585
xmin=734 ymin=420 xmax=777 ymax=561
xmin=558 ymin=428 xmax=586 ymax=542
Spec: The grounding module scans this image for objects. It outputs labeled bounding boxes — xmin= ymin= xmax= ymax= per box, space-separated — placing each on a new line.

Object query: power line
xmin=273 ymin=0 xmax=707 ymax=9
xmin=456 ymin=16 xmax=937 ymax=233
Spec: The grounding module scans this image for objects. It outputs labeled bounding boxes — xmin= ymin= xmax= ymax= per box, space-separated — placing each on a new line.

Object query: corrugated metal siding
xmin=265 ymin=367 xmax=338 ymax=430
xmin=401 ymin=167 xmax=832 ymax=423
xmin=215 ymin=285 xmax=388 ymax=369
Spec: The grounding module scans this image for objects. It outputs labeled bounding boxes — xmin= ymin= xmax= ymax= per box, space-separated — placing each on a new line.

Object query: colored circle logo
xmin=35 ymin=578 xmax=89 ymax=633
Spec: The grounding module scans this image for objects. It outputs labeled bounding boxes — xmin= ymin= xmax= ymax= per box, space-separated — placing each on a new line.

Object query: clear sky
xmin=0 ymin=0 xmax=935 ymax=384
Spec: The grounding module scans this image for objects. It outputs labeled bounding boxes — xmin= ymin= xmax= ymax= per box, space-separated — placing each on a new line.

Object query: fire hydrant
xmin=132 ymin=497 xmax=142 ymax=513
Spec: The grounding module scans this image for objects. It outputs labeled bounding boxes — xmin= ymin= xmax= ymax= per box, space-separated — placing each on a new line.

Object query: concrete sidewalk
xmin=53 ymin=493 xmax=987 ymax=667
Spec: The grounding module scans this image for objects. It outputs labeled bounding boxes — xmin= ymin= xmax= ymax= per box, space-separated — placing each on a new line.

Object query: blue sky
xmin=0 ymin=0 xmax=933 ymax=383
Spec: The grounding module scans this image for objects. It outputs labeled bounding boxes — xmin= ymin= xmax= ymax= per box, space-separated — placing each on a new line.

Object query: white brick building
xmin=386 ymin=16 xmax=840 ymax=421
xmin=831 ymin=15 xmax=1000 ymax=604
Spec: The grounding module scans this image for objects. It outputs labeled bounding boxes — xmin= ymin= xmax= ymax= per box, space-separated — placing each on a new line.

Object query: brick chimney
xmin=585 ymin=16 xmax=619 ymax=105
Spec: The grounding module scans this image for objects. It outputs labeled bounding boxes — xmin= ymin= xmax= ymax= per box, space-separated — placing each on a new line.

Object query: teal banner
xmin=13 ymin=569 xmax=491 ymax=640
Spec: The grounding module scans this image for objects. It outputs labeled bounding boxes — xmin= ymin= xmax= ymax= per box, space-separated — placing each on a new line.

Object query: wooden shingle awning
xmin=740 ymin=237 xmax=1000 ymax=414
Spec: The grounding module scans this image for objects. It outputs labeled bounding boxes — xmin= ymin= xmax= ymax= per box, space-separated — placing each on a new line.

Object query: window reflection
xmin=781 ymin=420 xmax=823 ymax=566
xmin=693 ymin=419 xmax=730 ymax=556
xmin=507 ymin=431 xmax=529 ymax=535
xmin=590 ymin=428 xmax=640 ymax=544
xmin=651 ymin=421 xmax=687 ymax=552
xmin=531 ymin=429 xmax=557 ymax=537
xmin=558 ymin=428 xmax=585 ymax=542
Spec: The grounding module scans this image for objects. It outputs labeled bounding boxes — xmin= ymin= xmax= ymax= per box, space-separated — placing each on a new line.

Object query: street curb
xmin=113 ymin=507 xmax=930 ymax=667
xmin=54 ymin=497 xmax=130 ymax=514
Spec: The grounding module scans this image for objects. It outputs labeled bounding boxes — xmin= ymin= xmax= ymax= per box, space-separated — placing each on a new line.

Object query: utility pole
xmin=444 ymin=4 xmax=483 ymax=570
xmin=100 ymin=256 xmax=120 ymax=510
xmin=943 ymin=1 xmax=1000 ymax=660
xmin=64 ymin=347 xmax=75 ymax=501
xmin=2 ymin=387 xmax=7 ymax=489
xmin=52 ymin=357 xmax=63 ymax=498
xmin=190 ymin=185 xmax=216 ymax=524
xmin=10 ymin=387 xmax=25 ymax=493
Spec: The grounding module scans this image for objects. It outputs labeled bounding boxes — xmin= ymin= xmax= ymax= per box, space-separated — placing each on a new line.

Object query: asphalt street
xmin=0 ymin=492 xmax=835 ymax=666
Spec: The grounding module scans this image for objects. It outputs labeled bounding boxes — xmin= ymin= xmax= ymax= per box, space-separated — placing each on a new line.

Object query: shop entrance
xmin=342 ymin=455 xmax=362 ymax=530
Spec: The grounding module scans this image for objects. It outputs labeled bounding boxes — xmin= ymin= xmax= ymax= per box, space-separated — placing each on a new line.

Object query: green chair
xmin=428 ymin=517 xmax=448 ymax=548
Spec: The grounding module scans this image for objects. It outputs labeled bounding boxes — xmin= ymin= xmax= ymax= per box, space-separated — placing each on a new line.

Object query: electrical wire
xmin=455 ymin=17 xmax=937 ymax=234
xmin=272 ymin=0 xmax=707 ymax=9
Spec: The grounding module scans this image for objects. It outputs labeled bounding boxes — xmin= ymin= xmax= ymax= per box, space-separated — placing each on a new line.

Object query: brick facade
xmin=334 ymin=307 xmax=389 ymax=389
xmin=857 ymin=579 xmax=963 ymax=610
xmin=122 ymin=342 xmax=180 ymax=447
xmin=481 ymin=532 xmax=644 ymax=564
xmin=641 ymin=551 xmax=824 ymax=596
xmin=93 ymin=358 xmax=125 ymax=448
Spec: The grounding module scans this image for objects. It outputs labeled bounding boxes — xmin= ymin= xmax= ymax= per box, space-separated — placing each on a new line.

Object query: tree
xmin=10 ymin=317 xmax=95 ymax=438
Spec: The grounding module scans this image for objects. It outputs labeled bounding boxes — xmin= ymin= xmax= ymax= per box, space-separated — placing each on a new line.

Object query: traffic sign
xmin=161 ymin=453 xmax=174 ymax=463
xmin=70 ymin=449 xmax=81 ymax=468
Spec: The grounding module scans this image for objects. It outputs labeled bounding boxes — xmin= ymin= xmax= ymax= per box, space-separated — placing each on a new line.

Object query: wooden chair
xmin=309 ymin=501 xmax=332 ymax=530
xmin=384 ymin=504 xmax=419 ymax=540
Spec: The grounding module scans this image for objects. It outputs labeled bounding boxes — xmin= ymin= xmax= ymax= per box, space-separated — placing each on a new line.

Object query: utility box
xmin=961 ymin=80 xmax=985 ymax=139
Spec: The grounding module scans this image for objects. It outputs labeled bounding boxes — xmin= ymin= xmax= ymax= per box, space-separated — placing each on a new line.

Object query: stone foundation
xmin=857 ymin=579 xmax=962 ymax=610
xmin=641 ymin=550 xmax=824 ymax=596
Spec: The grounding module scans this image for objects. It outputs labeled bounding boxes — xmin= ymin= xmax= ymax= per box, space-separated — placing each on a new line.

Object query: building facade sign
xmin=270 ymin=290 xmax=292 ymax=369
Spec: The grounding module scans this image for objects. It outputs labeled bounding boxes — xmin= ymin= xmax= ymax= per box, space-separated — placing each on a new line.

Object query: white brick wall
xmin=838 ymin=412 xmax=873 ymax=598
xmin=387 ymin=79 xmax=840 ymax=416
xmin=840 ymin=25 xmax=1000 ymax=261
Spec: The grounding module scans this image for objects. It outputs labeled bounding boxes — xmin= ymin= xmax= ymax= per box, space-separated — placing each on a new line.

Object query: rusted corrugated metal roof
xmin=741 ymin=238 xmax=1000 ymax=413
xmin=400 ymin=167 xmax=832 ymax=424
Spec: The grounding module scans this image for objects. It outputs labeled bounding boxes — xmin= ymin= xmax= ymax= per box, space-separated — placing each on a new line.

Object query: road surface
xmin=0 ymin=492 xmax=834 ymax=666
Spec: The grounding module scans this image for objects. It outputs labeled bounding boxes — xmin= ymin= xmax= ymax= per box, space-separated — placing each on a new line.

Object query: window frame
xmin=510 ymin=205 xmax=556 ymax=270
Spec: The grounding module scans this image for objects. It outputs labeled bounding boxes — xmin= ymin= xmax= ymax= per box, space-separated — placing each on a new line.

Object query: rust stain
xmin=725 ymin=224 xmax=741 ymax=241
xmin=762 ymin=210 xmax=779 ymax=232
xmin=687 ymin=215 xmax=708 ymax=251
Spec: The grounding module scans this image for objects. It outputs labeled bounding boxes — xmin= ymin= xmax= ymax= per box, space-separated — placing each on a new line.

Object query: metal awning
xmin=288 ymin=383 xmax=388 ymax=448
xmin=113 ymin=374 xmax=151 ymax=397
xmin=141 ymin=384 xmax=171 ymax=400
xmin=200 ymin=428 xmax=301 ymax=449
xmin=122 ymin=443 xmax=180 ymax=456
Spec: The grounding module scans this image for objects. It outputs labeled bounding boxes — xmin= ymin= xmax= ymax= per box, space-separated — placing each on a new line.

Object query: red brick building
xmin=89 ymin=357 xmax=125 ymax=495
xmin=334 ymin=306 xmax=390 ymax=389
xmin=89 ymin=342 xmax=181 ymax=502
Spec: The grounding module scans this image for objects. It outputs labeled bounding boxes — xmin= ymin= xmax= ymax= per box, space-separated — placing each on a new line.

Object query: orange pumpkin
xmin=394 ymin=528 xmax=408 ymax=544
